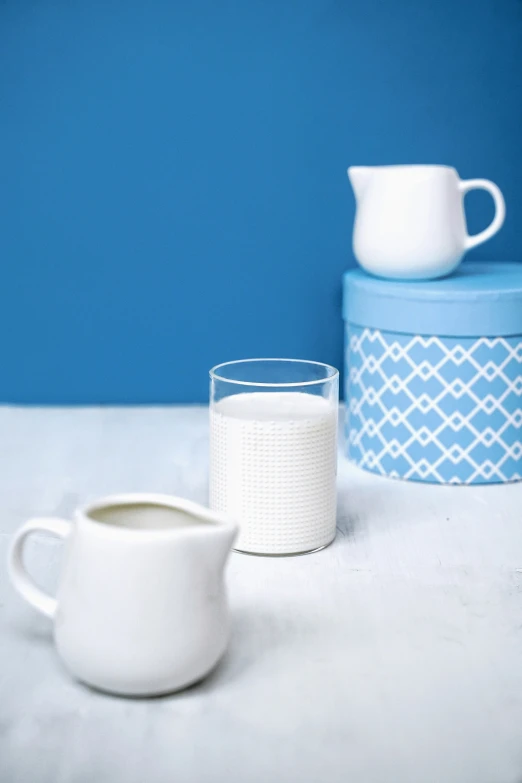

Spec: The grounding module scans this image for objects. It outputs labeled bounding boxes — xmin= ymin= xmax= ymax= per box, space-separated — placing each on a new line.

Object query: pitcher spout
xmin=348 ymin=166 xmax=372 ymax=201
xmin=193 ymin=517 xmax=238 ymax=576
xmin=213 ymin=522 xmax=238 ymax=568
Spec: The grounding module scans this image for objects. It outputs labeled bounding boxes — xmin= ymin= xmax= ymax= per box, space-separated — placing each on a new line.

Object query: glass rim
xmin=209 ymin=358 xmax=339 ymax=388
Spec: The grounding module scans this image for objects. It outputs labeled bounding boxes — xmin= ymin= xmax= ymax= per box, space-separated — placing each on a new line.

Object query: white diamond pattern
xmin=346 ymin=326 xmax=522 ymax=484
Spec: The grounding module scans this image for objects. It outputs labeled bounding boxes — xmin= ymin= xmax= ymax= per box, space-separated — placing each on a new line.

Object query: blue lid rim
xmin=343 ymin=262 xmax=522 ymax=338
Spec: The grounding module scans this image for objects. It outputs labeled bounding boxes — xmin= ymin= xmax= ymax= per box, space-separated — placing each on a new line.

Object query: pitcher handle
xmin=8 ymin=518 xmax=71 ymax=619
xmin=460 ymin=178 xmax=506 ymax=251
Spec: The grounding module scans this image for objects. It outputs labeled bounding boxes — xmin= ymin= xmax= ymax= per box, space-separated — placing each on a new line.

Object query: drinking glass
xmin=209 ymin=359 xmax=339 ymax=556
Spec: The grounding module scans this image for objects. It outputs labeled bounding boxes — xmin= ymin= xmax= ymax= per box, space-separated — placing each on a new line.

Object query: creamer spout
xmin=348 ymin=166 xmax=372 ymax=201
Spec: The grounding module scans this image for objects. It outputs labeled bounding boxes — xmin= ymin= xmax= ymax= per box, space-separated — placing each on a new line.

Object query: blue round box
xmin=343 ymin=262 xmax=522 ymax=484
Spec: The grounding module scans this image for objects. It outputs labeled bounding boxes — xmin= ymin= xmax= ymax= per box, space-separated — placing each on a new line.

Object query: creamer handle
xmin=460 ymin=178 xmax=506 ymax=251
xmin=8 ymin=517 xmax=71 ymax=619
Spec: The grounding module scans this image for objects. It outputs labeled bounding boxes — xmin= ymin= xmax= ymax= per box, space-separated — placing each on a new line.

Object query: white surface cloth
xmin=1 ymin=405 xmax=522 ymax=783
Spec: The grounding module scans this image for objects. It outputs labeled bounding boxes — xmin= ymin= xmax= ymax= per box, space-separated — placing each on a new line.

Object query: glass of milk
xmin=209 ymin=359 xmax=339 ymax=556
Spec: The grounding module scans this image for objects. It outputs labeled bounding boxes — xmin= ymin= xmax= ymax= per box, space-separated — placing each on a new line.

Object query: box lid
xmin=343 ymin=262 xmax=522 ymax=337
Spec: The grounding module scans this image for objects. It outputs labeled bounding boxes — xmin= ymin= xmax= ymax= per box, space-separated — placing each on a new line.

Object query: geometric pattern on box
xmin=345 ymin=324 xmax=522 ymax=484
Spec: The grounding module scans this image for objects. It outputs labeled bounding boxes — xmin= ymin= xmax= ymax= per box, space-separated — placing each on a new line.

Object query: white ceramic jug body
xmin=8 ymin=494 xmax=237 ymax=696
xmin=349 ymin=165 xmax=505 ymax=280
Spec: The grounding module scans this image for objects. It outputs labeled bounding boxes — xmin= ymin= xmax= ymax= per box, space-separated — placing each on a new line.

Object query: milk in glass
xmin=210 ymin=391 xmax=337 ymax=555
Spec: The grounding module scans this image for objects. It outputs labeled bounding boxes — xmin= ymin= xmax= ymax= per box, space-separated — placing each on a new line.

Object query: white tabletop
xmin=1 ymin=406 xmax=522 ymax=783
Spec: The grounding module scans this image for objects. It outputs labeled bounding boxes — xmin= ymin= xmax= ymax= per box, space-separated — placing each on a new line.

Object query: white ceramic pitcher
xmin=8 ymin=494 xmax=237 ymax=696
xmin=348 ymin=165 xmax=506 ymax=280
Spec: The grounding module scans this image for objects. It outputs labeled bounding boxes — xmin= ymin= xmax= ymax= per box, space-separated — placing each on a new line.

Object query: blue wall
xmin=1 ymin=0 xmax=521 ymax=403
